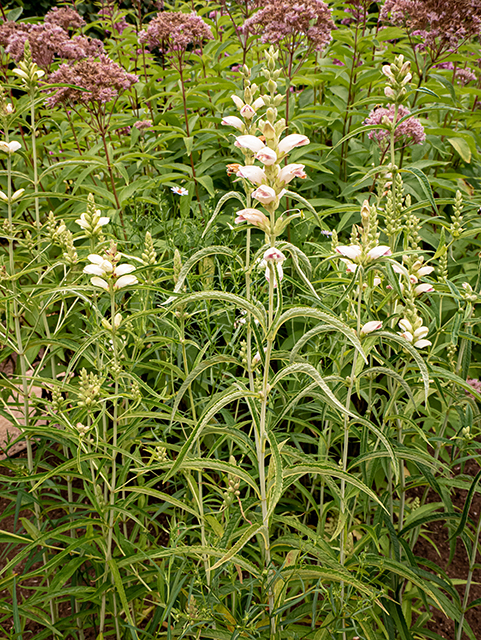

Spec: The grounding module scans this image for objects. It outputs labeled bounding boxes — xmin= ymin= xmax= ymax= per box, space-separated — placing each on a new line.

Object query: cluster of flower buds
xmin=335 ymin=200 xmax=391 ymax=271
xmin=141 ymin=231 xmax=157 ymax=265
xmin=12 ymin=41 xmax=45 ymax=87
xmin=398 ymin=318 xmax=431 ymax=349
xmin=75 ymin=422 xmax=91 ymax=437
xmin=0 ymin=89 xmax=14 ymax=119
xmin=223 ymin=455 xmax=241 ymax=508
xmin=462 ymin=282 xmax=480 ymax=303
xmin=83 ymin=242 xmax=138 ymax=292
xmin=223 ymin=47 xmax=309 ymax=262
xmin=76 ymin=193 xmax=109 ymax=239
xmin=101 ymin=313 xmax=122 ymax=332
xmin=382 ymin=54 xmax=412 ymax=104
xmin=77 ymin=368 xmax=101 ymax=407
xmin=450 ymin=190 xmax=464 ymax=238
xmin=223 ymin=65 xmax=264 ymax=137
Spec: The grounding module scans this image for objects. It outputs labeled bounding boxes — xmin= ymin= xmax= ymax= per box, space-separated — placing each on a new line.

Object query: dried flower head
xmin=365 ymin=104 xmax=425 ymax=147
xmin=380 ymin=0 xmax=481 ymax=57
xmin=243 ymin=0 xmax=334 ymax=52
xmin=46 ymin=55 xmax=138 ymax=108
xmin=139 ymin=11 xmax=214 ymax=54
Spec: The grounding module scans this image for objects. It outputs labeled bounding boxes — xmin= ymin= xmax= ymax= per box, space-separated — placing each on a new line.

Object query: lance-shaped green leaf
xmin=165 ymin=388 xmax=259 ymax=481
xmin=269 ymin=307 xmax=366 ymax=361
xmin=357 ymin=366 xmax=416 ymax=406
xmin=165 ymin=291 xmax=266 ymax=329
xmin=169 ymin=355 xmax=240 ymax=429
xmin=202 ymin=190 xmax=246 ymax=238
xmin=282 ymin=462 xmax=389 ymax=513
xmin=210 ymin=523 xmax=266 ymax=571
xmin=266 ymin=434 xmax=283 ymax=519
xmin=162 ymin=246 xmax=243 ymax=305
xmin=282 ymin=189 xmax=321 ymax=225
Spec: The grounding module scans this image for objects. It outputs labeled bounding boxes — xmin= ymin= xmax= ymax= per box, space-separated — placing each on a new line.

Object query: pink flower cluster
xmin=139 ymin=11 xmax=214 ymax=53
xmin=380 ymin=0 xmax=481 ymax=54
xmin=365 ymin=104 xmax=426 ymax=146
xmin=0 ymin=19 xmax=103 ymax=68
xmin=435 ymin=62 xmax=477 ymax=86
xmin=44 ymin=7 xmax=86 ymax=31
xmin=243 ymin=0 xmax=334 ymax=51
xmin=46 ymin=55 xmax=138 ymax=108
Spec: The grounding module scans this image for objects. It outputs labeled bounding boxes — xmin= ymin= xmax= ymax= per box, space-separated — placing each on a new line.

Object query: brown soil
xmin=412 ymin=457 xmax=481 ymax=640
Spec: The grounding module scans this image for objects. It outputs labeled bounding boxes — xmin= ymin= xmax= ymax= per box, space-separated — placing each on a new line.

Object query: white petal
xmin=335 ymin=245 xmax=362 ymax=261
xmin=88 ymin=254 xmax=104 ymax=265
xmin=414 ymin=339 xmax=432 ymax=349
xmin=367 ymin=245 xmax=392 ymax=260
xmin=98 ymin=217 xmax=110 ymax=226
xmin=235 ymin=135 xmax=265 ymax=153
xmin=115 ymin=274 xmax=138 ymax=289
xmin=84 ymin=264 xmax=106 ymax=276
xmin=91 ymin=276 xmax=109 ymax=291
xmin=115 ymin=263 xmax=136 ymax=277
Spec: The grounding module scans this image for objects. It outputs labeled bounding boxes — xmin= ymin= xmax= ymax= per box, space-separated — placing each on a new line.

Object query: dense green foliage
xmin=1 ymin=1 xmax=481 ymax=639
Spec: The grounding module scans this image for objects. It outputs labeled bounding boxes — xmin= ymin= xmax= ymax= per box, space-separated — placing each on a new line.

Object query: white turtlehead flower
xmin=255 ymin=147 xmax=277 ymax=165
xmin=84 ymin=264 xmax=106 ymax=277
xmin=91 ymin=276 xmax=109 ymax=291
xmin=416 ymin=265 xmax=435 ymax=277
xmin=252 ymin=97 xmax=265 ymax=111
xmin=413 ymin=339 xmax=431 ymax=349
xmin=360 ymin=320 xmax=382 ymax=335
xmin=115 ymin=274 xmax=138 ymax=289
xmin=278 ymin=134 xmax=309 ymax=155
xmin=278 ymin=163 xmax=306 ymax=184
xmin=409 ymin=274 xmax=418 ymax=284
xmin=400 ymin=331 xmax=414 ymax=342
xmin=222 ymin=116 xmax=244 ymax=130
xmin=398 ymin=318 xmax=413 ymax=333
xmin=373 ymin=276 xmax=382 ymax=287
xmin=240 ymin=104 xmax=256 ymax=119
xmin=336 ymin=245 xmax=362 ymax=261
xmin=235 ymin=208 xmax=270 ymax=230
xmin=0 ymin=140 xmax=21 ymax=154
xmin=76 ymin=212 xmax=109 ymax=231
xmin=252 ymin=185 xmax=278 ymax=204
xmin=231 ymin=94 xmax=244 ymax=110
xmin=0 ymin=190 xmax=8 ymax=202
xmin=391 ymin=263 xmax=404 ymax=274
xmin=114 ymin=263 xmax=136 ymax=277
xmin=235 ymin=135 xmax=265 ymax=153
xmin=236 ymin=165 xmax=266 ymax=185
xmin=5 ymin=103 xmax=13 ymax=114
xmin=113 ymin=313 xmax=122 ymax=329
xmin=367 ymin=245 xmax=392 ymax=260
xmin=10 ymin=188 xmax=24 ymax=202
xmin=414 ymin=283 xmax=434 ymax=295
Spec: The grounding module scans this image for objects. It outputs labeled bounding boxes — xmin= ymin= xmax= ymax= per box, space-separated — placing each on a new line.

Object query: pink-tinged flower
xmin=399 ymin=318 xmax=413 ymax=333
xmin=360 ymin=320 xmax=382 ymax=335
xmin=416 ymin=265 xmax=435 ymax=277
xmin=414 ymin=283 xmax=434 ymax=295
xmin=367 ymin=245 xmax=392 ymax=260
xmin=335 ymin=245 xmax=362 ymax=261
xmin=231 ymin=94 xmax=244 ymax=109
xmin=400 ymin=331 xmax=414 ymax=342
xmin=139 ymin=11 xmax=214 ymax=54
xmin=264 ymin=247 xmax=286 ymax=262
xmin=391 ymin=263 xmax=404 ymax=274
xmin=252 ymin=97 xmax=265 ymax=111
xmin=409 ymin=274 xmax=418 ymax=284
xmin=236 ymin=165 xmax=266 ymax=185
xmin=235 ymin=135 xmax=265 ymax=153
xmin=242 ymin=0 xmax=334 ymax=52
xmin=252 ymin=185 xmax=278 ymax=204
xmin=234 ymin=208 xmax=270 ymax=230
xmin=413 ymin=339 xmax=431 ymax=349
xmin=365 ymin=104 xmax=425 ymax=147
xmin=278 ymin=134 xmax=310 ymax=155
xmin=240 ymin=104 xmax=256 ymax=119
xmin=341 ymin=259 xmax=357 ymax=273
xmin=373 ymin=276 xmax=382 ymax=287
xmin=222 ymin=116 xmax=244 ymax=130
xmin=265 ymin=262 xmax=283 ymax=285
xmin=255 ymin=147 xmax=277 ymax=165
xmin=91 ymin=276 xmax=109 ymax=291
xmin=115 ymin=274 xmax=138 ymax=289
xmin=278 ymin=163 xmax=307 ymax=184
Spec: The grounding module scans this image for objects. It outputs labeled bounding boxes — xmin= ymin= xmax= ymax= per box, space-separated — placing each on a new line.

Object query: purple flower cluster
xmin=44 ymin=7 xmax=86 ymax=31
xmin=435 ymin=61 xmax=477 ymax=86
xmin=365 ymin=104 xmax=426 ymax=146
xmin=0 ymin=20 xmax=103 ymax=68
xmin=243 ymin=0 xmax=334 ymax=51
xmin=380 ymin=0 xmax=481 ymax=55
xmin=139 ymin=11 xmax=214 ymax=53
xmin=46 ymin=55 xmax=138 ymax=108
xmin=466 ymin=378 xmax=481 ymax=399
